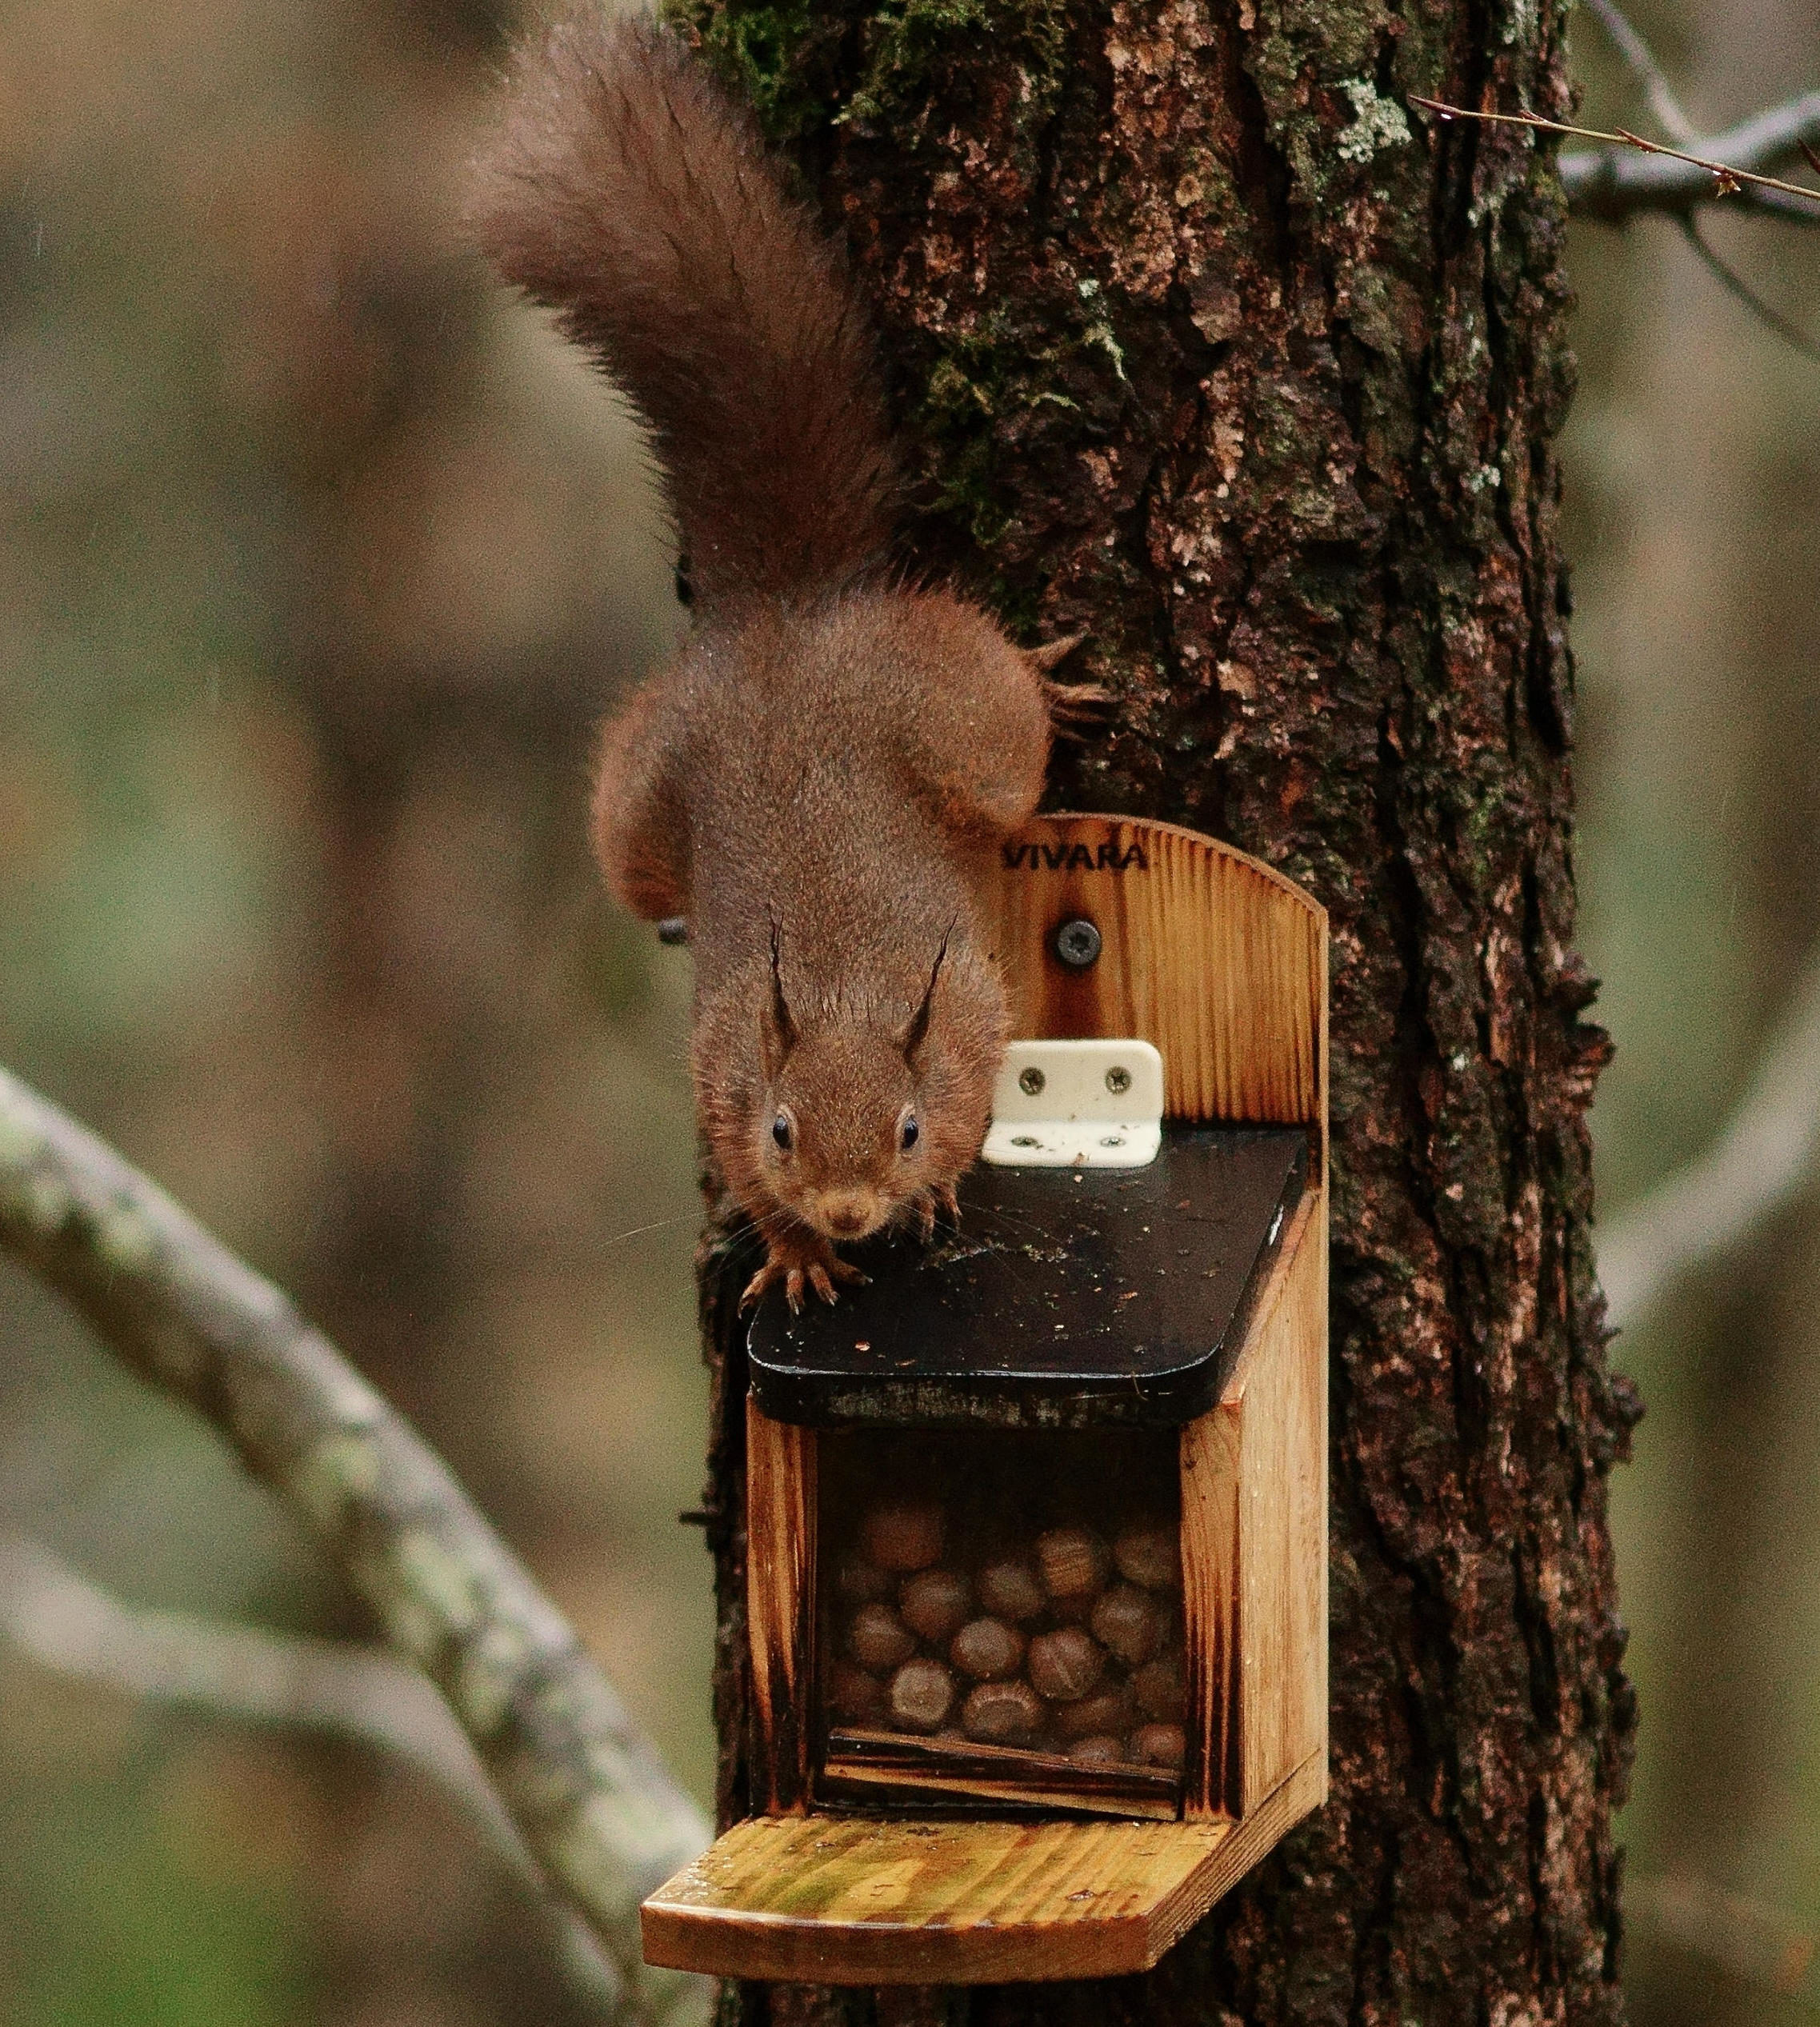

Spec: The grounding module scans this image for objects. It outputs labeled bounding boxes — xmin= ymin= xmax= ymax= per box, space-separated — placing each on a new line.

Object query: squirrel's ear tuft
xmin=762 ymin=918 xmax=798 ymax=1081
xmin=898 ymin=926 xmax=953 ymax=1071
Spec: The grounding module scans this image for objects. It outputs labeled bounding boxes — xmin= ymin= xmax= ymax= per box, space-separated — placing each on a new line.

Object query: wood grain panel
xmin=640 ymin=1752 xmax=1325 ymax=1984
xmin=746 ymin=1397 xmax=816 ymax=1814
xmin=822 ymin=1724 xmax=1179 ymax=1820
xmin=1179 ymin=1393 xmax=1241 ymax=1820
xmin=1180 ymin=1186 xmax=1323 ymax=1820
xmin=821 ymin=1760 xmax=1180 ymax=1821
xmin=1142 ymin=1749 xmax=1326 ymax=1956
xmin=986 ymin=814 xmax=1326 ymax=1131
xmin=1232 ymin=1197 xmax=1329 ymax=1813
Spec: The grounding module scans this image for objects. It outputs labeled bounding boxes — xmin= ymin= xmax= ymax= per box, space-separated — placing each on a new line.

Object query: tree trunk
xmin=677 ymin=0 xmax=1640 ymax=2019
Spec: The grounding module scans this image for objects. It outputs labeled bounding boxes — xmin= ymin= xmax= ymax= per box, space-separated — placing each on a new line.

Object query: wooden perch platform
xmin=642 ymin=1753 xmax=1326 ymax=1984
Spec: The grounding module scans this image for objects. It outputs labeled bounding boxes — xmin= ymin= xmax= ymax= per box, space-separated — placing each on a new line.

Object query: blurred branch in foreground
xmin=1570 ymin=0 xmax=1820 ymax=358
xmin=1629 ymin=1872 xmax=1818 ymax=1997
xmin=0 ymin=1533 xmax=623 ymax=2017
xmin=1580 ymin=0 xmax=1698 ymax=146
xmin=0 ymin=1065 xmax=711 ymax=2027
xmin=1598 ymin=943 xmax=1820 ymax=1332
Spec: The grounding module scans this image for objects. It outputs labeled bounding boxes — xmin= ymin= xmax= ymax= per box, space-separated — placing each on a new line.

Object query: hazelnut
xmin=834 ymin=1558 xmax=894 ymax=1605
xmin=949 ymin=1616 xmax=1026 ymax=1682
xmin=899 ymin=1568 xmax=973 ymax=1645
xmin=1035 ymin=1526 xmax=1110 ymax=1609
xmin=1133 ymin=1652 xmax=1186 ymax=1723
xmin=1113 ymin=1521 xmax=1181 ymax=1593
xmin=846 ymin=1602 xmax=915 ymax=1673
xmin=1090 ymin=1584 xmax=1166 ymax=1668
xmin=960 ymin=1678 xmax=1046 ymax=1746
xmin=861 ymin=1501 xmax=944 ymax=1573
xmin=889 ymin=1656 xmax=956 ymax=1733
xmin=1054 ymin=1682 xmax=1137 ymax=1742
xmin=977 ymin=1555 xmax=1046 ymax=1623
xmin=1026 ymin=1626 xmax=1107 ymax=1703
xmin=1131 ymin=1721 xmax=1186 ymax=1770
xmin=1066 ymin=1734 xmax=1127 ymax=1765
xmin=826 ymin=1661 xmax=884 ymax=1725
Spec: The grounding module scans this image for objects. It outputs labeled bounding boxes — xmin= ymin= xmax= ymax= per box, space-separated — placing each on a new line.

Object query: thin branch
xmin=1598 ymin=942 xmax=1820 ymax=1332
xmin=0 ymin=1534 xmax=626 ymax=2019
xmin=1410 ymin=93 xmax=1820 ymax=206
xmin=1410 ymin=91 xmax=1820 ymax=225
xmin=0 ymin=1064 xmax=710 ymax=2027
xmin=1679 ymin=215 xmax=1820 ymax=360
xmin=1581 ymin=0 xmax=1698 ymax=146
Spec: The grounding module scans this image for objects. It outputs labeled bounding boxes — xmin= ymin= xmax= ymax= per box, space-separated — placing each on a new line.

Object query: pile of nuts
xmin=824 ymin=1499 xmax=1187 ymax=1773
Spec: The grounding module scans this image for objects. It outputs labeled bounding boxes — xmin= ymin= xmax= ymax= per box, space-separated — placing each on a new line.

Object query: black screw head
xmin=656 ymin=918 xmax=689 ymax=946
xmin=1054 ymin=917 xmax=1102 ymax=969
xmin=1018 ymin=1066 xmax=1046 ymax=1096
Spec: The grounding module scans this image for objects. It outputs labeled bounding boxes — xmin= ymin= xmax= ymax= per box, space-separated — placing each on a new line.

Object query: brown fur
xmin=467 ymin=8 xmax=894 ymax=604
xmin=472 ymin=13 xmax=1074 ymax=1308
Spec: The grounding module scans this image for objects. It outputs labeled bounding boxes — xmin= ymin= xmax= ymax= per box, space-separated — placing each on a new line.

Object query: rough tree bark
xmin=674 ymin=0 xmax=1639 ymax=2020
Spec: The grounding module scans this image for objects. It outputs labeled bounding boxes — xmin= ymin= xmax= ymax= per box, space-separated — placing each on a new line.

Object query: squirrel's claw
xmin=738 ymin=1261 xmax=778 ymax=1313
xmin=738 ymin=1257 xmax=810 ymax=1313
xmin=739 ymin=1241 xmax=868 ymax=1314
xmin=914 ymin=1182 xmax=962 ymax=1245
xmin=810 ymin=1257 xmax=870 ymax=1303
xmin=916 ymin=1182 xmax=962 ymax=1245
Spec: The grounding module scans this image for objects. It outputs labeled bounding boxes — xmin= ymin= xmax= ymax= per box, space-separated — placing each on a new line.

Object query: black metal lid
xmin=745 ymin=1126 xmax=1309 ymax=1429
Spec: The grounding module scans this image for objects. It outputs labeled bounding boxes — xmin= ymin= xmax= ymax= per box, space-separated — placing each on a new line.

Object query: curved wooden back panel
xmin=985 ymin=815 xmax=1326 ymax=1130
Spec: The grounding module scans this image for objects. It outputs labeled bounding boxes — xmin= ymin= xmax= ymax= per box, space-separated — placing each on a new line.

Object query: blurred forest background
xmin=0 ymin=0 xmax=1815 ymax=2021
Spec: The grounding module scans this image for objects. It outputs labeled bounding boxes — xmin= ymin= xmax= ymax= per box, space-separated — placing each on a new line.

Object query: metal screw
xmin=1053 ymin=917 xmax=1102 ymax=970
xmin=1018 ymin=1066 xmax=1046 ymax=1096
xmin=656 ymin=918 xmax=688 ymax=946
xmin=1100 ymin=1134 xmax=1125 ymax=1147
xmin=1105 ymin=1065 xmax=1131 ymax=1095
xmin=1010 ymin=1133 xmax=1042 ymax=1148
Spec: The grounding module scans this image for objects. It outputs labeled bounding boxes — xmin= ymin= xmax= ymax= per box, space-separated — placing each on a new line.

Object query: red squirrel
xmin=471 ymin=10 xmax=1083 ymax=1311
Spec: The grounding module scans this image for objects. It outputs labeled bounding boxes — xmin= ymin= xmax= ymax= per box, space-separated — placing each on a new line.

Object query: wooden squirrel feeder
xmin=642 ymin=814 xmax=1329 ymax=1985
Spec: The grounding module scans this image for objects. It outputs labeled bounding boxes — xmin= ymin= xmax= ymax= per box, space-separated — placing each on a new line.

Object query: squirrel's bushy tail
xmin=470 ymin=9 xmax=897 ymax=606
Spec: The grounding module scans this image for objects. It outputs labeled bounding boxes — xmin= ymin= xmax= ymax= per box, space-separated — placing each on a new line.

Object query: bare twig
xmin=0 ymin=1534 xmax=626 ymax=2017
xmin=1410 ymin=92 xmax=1820 ymax=226
xmin=0 ymin=1064 xmax=710 ymax=2026
xmin=1581 ymin=0 xmax=1698 ymax=146
xmin=1567 ymin=4 xmax=1820 ymax=355
xmin=1598 ymin=943 xmax=1820 ymax=1332
xmin=1412 ymin=94 xmax=1820 ymax=209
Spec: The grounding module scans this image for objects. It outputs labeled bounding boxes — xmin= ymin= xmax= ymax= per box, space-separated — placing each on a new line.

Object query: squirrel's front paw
xmin=914 ymin=1182 xmax=962 ymax=1244
xmin=740 ymin=1234 xmax=870 ymax=1314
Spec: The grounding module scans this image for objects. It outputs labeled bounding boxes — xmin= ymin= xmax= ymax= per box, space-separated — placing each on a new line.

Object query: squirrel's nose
xmin=818 ymin=1191 xmax=880 ymax=1238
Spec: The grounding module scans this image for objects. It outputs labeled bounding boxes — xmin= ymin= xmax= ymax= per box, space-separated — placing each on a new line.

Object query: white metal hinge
xmin=981 ymin=1038 xmax=1164 ymax=1169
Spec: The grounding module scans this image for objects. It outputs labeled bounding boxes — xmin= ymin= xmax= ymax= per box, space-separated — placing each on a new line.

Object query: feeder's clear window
xmin=818 ymin=1429 xmax=1186 ymax=1785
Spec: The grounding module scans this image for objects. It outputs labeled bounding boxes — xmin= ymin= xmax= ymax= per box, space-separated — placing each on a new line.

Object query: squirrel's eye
xmin=772 ymin=1113 xmax=792 ymax=1151
xmin=900 ymin=1114 xmax=920 ymax=1152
